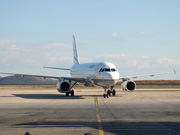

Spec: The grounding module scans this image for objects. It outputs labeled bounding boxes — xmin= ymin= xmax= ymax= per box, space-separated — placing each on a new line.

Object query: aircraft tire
xmin=71 ymin=90 xmax=74 ymax=96
xmin=107 ymin=89 xmax=111 ymax=96
xmin=112 ymin=89 xmax=116 ymax=96
xmin=66 ymin=92 xmax=69 ymax=96
xmin=103 ymin=94 xmax=109 ymax=98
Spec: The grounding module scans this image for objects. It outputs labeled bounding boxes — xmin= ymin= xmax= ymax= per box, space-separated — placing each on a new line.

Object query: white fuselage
xmin=70 ymin=62 xmax=119 ymax=87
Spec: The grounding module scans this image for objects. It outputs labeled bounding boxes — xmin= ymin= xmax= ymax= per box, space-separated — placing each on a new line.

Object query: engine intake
xmin=57 ymin=81 xmax=70 ymax=93
xmin=121 ymin=80 xmax=136 ymax=92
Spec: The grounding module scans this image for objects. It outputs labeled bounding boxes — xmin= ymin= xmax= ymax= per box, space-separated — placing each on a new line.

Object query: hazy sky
xmin=0 ymin=0 xmax=179 ymax=80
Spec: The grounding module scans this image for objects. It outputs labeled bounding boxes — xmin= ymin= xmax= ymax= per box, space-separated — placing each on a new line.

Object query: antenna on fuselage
xmin=73 ymin=35 xmax=80 ymax=64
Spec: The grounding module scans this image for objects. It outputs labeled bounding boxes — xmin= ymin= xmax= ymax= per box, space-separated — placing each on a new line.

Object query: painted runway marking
xmin=76 ymin=90 xmax=82 ymax=92
xmin=94 ymin=96 xmax=104 ymax=135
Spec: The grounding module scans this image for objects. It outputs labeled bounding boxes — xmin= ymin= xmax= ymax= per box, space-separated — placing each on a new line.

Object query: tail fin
xmin=73 ymin=35 xmax=80 ymax=64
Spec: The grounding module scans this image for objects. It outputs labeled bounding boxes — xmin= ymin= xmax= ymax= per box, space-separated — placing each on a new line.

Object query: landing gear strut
xmin=103 ymin=87 xmax=116 ymax=98
xmin=65 ymin=81 xmax=77 ymax=96
xmin=103 ymin=87 xmax=109 ymax=98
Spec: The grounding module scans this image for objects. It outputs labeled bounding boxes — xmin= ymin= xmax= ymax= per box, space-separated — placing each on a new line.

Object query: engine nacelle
xmin=121 ymin=80 xmax=136 ymax=92
xmin=57 ymin=81 xmax=70 ymax=93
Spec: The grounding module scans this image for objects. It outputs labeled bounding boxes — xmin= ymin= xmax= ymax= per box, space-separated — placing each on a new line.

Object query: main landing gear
xmin=65 ymin=81 xmax=77 ymax=97
xmin=103 ymin=87 xmax=116 ymax=98
xmin=66 ymin=90 xmax=74 ymax=96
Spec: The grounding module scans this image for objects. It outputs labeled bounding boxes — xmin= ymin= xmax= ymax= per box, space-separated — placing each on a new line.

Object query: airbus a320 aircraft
xmin=0 ymin=36 xmax=176 ymax=98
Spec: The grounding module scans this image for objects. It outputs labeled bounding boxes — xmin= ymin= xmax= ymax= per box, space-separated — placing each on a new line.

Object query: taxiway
xmin=0 ymin=88 xmax=180 ymax=135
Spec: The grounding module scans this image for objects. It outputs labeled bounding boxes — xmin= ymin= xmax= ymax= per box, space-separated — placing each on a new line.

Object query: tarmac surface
xmin=0 ymin=88 xmax=180 ymax=135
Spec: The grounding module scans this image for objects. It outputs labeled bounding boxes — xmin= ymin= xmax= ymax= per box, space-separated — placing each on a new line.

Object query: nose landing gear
xmin=103 ymin=87 xmax=116 ymax=98
xmin=103 ymin=93 xmax=109 ymax=98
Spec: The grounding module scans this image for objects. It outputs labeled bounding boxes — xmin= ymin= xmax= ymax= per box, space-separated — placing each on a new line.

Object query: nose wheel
xmin=103 ymin=87 xmax=116 ymax=98
xmin=112 ymin=89 xmax=116 ymax=96
xmin=103 ymin=93 xmax=109 ymax=98
xmin=107 ymin=89 xmax=111 ymax=96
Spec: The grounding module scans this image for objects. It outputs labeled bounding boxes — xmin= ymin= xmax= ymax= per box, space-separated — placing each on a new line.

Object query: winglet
xmin=73 ymin=35 xmax=80 ymax=64
xmin=174 ymin=70 xmax=176 ymax=75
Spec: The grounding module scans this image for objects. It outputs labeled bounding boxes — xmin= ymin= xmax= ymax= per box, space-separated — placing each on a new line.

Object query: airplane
xmin=0 ymin=36 xmax=176 ymax=98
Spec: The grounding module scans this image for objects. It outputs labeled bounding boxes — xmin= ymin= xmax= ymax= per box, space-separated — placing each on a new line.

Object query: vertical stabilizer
xmin=73 ymin=35 xmax=80 ymax=64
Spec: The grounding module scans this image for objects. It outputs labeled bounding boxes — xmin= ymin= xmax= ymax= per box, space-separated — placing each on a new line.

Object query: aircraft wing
xmin=0 ymin=72 xmax=85 ymax=83
xmin=119 ymin=70 xmax=176 ymax=81
xmin=43 ymin=67 xmax=70 ymax=71
xmin=60 ymin=77 xmax=85 ymax=83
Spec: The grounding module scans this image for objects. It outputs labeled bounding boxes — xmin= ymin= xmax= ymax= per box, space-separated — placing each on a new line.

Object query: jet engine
xmin=57 ymin=80 xmax=70 ymax=93
xmin=121 ymin=80 xmax=136 ymax=92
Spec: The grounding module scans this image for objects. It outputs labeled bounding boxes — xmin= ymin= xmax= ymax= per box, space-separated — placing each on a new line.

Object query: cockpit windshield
xmin=99 ymin=68 xmax=117 ymax=72
xmin=111 ymin=68 xmax=116 ymax=72
xmin=105 ymin=68 xmax=110 ymax=72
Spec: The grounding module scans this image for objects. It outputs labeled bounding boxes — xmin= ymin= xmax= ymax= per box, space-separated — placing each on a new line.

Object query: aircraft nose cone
xmin=106 ymin=72 xmax=119 ymax=81
xmin=105 ymin=73 xmax=114 ymax=80
xmin=103 ymin=73 xmax=118 ymax=86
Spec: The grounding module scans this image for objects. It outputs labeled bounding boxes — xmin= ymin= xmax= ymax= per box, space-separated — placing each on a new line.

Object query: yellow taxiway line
xmin=95 ymin=96 xmax=104 ymax=135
